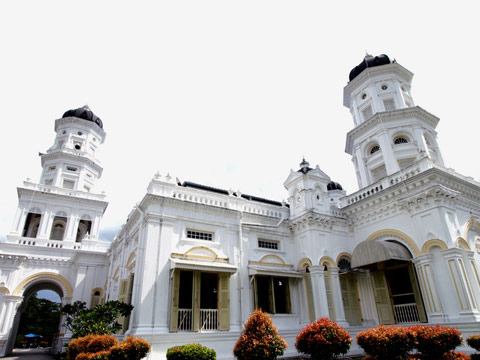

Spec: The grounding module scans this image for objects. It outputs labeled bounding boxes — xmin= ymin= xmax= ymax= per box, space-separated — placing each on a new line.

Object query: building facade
xmin=2 ymin=55 xmax=480 ymax=359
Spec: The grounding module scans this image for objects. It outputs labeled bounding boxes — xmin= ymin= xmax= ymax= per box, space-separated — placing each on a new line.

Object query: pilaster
xmin=329 ymin=267 xmax=348 ymax=326
xmin=309 ymin=265 xmax=330 ymax=319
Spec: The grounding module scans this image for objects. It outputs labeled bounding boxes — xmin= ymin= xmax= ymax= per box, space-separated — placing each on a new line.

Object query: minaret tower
xmin=344 ymin=54 xmax=444 ymax=189
xmin=7 ymin=106 xmax=108 ymax=247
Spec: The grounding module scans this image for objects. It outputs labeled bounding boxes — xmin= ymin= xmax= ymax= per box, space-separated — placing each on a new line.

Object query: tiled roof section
xmin=181 ymin=181 xmax=230 ymax=195
xmin=181 ymin=181 xmax=284 ymax=207
xmin=240 ymin=194 xmax=283 ymax=207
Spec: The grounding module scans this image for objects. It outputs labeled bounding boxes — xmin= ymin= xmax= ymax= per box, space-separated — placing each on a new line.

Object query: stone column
xmin=309 ymin=265 xmax=330 ymax=319
xmin=354 ymin=147 xmax=369 ymax=188
xmin=378 ymin=131 xmax=400 ymax=175
xmin=412 ymin=254 xmax=445 ymax=322
xmin=442 ymin=248 xmax=480 ymax=321
xmin=0 ymin=295 xmax=23 ymax=357
xmin=329 ymin=267 xmax=348 ymax=326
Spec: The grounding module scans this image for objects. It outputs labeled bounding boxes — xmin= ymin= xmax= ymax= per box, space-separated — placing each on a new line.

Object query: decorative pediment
xmin=171 ymin=246 xmax=228 ymax=263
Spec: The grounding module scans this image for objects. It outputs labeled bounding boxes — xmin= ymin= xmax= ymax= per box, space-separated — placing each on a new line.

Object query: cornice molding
xmin=345 ymin=106 xmax=439 ymax=154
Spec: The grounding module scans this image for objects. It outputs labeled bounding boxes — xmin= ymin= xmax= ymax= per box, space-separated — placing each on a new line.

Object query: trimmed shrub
xmin=67 ymin=335 xmax=96 ymax=360
xmin=408 ymin=352 xmax=469 ymax=360
xmin=409 ymin=325 xmax=462 ymax=360
xmin=468 ymin=335 xmax=480 ymax=351
xmin=233 ymin=310 xmax=287 ymax=360
xmin=86 ymin=335 xmax=118 ymax=354
xmin=295 ymin=317 xmax=351 ymax=360
xmin=67 ymin=335 xmax=150 ymax=360
xmin=357 ymin=325 xmax=414 ymax=360
xmin=166 ymin=343 xmax=216 ymax=360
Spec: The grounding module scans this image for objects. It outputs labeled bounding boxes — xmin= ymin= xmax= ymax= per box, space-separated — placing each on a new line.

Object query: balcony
xmin=177 ymin=308 xmax=218 ymax=331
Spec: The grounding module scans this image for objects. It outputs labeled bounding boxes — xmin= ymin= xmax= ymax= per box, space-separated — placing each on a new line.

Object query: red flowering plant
xmin=67 ymin=334 xmax=150 ymax=360
xmin=233 ymin=310 xmax=288 ymax=360
xmin=408 ymin=325 xmax=462 ymax=360
xmin=407 ymin=351 xmax=469 ymax=360
xmin=295 ymin=317 xmax=351 ymax=360
xmin=356 ymin=325 xmax=415 ymax=360
xmin=467 ymin=335 xmax=480 ymax=360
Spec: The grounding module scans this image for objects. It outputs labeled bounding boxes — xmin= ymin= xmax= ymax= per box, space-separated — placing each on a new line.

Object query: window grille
xmin=338 ymin=258 xmax=352 ymax=273
xmin=187 ymin=230 xmax=213 ymax=241
xmin=258 ymin=239 xmax=279 ymax=250
xmin=370 ymin=145 xmax=380 ymax=155
xmin=394 ymin=137 xmax=408 ymax=145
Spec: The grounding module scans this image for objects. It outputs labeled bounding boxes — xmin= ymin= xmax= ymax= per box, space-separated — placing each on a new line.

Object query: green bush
xmin=166 ymin=343 xmax=216 ymax=360
xmin=295 ymin=317 xmax=351 ymax=360
xmin=233 ymin=309 xmax=287 ymax=360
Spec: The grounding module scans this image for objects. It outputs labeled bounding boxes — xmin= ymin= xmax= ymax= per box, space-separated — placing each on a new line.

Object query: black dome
xmin=349 ymin=54 xmax=391 ymax=81
xmin=327 ymin=181 xmax=343 ymax=191
xmin=62 ymin=105 xmax=103 ymax=129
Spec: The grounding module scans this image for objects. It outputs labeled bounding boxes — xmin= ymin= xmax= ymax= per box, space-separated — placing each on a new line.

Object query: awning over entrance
xmin=170 ymin=257 xmax=237 ymax=273
xmin=351 ymin=240 xmax=412 ymax=268
xmin=248 ymin=265 xmax=304 ymax=278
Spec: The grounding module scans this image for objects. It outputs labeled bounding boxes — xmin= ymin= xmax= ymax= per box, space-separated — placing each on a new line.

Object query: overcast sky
xmin=1 ymin=1 xmax=479 ymax=242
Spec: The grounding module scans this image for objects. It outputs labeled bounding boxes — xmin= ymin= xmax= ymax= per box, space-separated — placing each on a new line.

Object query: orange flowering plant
xmin=408 ymin=325 xmax=462 ymax=360
xmin=233 ymin=310 xmax=287 ymax=360
xmin=295 ymin=317 xmax=351 ymax=360
xmin=67 ymin=335 xmax=150 ymax=360
xmin=467 ymin=335 xmax=480 ymax=360
xmin=356 ymin=325 xmax=415 ymax=360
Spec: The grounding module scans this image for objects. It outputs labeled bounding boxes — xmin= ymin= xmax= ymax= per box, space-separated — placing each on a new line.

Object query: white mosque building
xmin=1 ymin=54 xmax=480 ymax=359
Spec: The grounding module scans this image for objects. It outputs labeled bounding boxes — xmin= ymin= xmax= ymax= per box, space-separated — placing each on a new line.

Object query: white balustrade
xmin=394 ymin=303 xmax=420 ymax=323
xmin=200 ymin=309 xmax=218 ymax=331
xmin=178 ymin=309 xmax=193 ymax=331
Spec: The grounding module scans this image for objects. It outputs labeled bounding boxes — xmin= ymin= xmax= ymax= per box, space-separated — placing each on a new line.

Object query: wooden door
xmin=340 ymin=274 xmax=362 ymax=325
xmin=371 ymin=271 xmax=395 ymax=324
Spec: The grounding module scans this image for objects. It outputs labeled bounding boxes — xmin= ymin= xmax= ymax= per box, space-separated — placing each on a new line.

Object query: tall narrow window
xmin=22 ymin=211 xmax=42 ymax=238
xmin=50 ymin=215 xmax=67 ymax=240
xmin=254 ymin=276 xmax=291 ymax=314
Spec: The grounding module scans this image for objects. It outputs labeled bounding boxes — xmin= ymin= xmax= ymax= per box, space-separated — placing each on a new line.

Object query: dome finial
xmin=300 ymin=157 xmax=310 ymax=169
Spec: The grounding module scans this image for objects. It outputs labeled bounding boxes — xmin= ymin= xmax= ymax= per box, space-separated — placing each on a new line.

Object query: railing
xmin=178 ymin=309 xmax=193 ymax=331
xmin=394 ymin=303 xmax=420 ymax=323
xmin=200 ymin=309 xmax=218 ymax=331
xmin=177 ymin=308 xmax=218 ymax=331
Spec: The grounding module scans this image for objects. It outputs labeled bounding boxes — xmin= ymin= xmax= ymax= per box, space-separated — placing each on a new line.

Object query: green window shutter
xmin=305 ymin=273 xmax=315 ymax=322
xmin=408 ymin=264 xmax=427 ymax=322
xmin=324 ymin=272 xmax=336 ymax=320
xmin=117 ymin=279 xmax=129 ymax=333
xmin=193 ymin=271 xmax=201 ymax=331
xmin=285 ymin=278 xmax=291 ymax=314
xmin=218 ymin=273 xmax=230 ymax=330
xmin=253 ymin=276 xmax=258 ymax=309
xmin=170 ymin=269 xmax=180 ymax=332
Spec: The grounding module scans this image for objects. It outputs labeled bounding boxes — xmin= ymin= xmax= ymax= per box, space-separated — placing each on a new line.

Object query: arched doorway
xmin=352 ymin=239 xmax=427 ymax=324
xmin=4 ymin=274 xmax=72 ymax=356
xmin=15 ymin=289 xmax=61 ymax=349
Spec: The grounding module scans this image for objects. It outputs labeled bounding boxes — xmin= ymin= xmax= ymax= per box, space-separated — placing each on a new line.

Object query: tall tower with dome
xmin=0 ymin=107 xmax=110 ymax=357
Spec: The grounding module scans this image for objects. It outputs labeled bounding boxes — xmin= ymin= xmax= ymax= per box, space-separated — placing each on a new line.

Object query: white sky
xmin=1 ymin=1 xmax=479 ymax=242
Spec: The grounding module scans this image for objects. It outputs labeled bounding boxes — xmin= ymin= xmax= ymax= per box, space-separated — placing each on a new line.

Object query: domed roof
xmin=62 ymin=105 xmax=103 ymax=129
xmin=327 ymin=181 xmax=343 ymax=191
xmin=349 ymin=54 xmax=391 ymax=81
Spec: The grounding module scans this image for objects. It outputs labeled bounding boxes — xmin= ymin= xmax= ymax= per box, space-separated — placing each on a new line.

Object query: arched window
xmin=394 ymin=136 xmax=408 ymax=145
xmin=369 ymin=145 xmax=380 ymax=155
xmin=338 ymin=257 xmax=352 ymax=273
